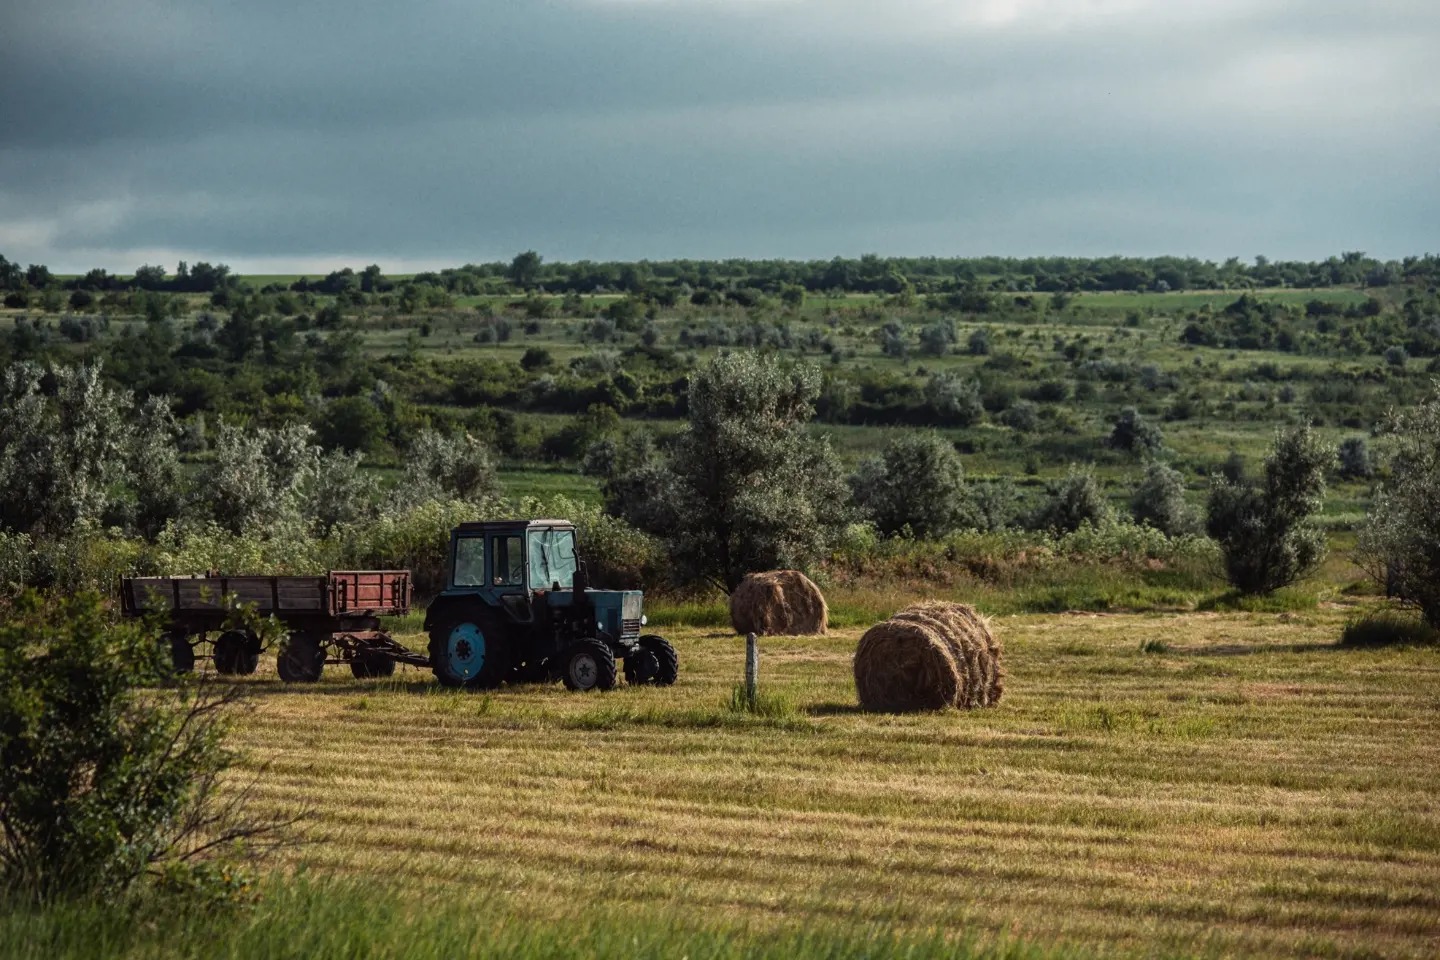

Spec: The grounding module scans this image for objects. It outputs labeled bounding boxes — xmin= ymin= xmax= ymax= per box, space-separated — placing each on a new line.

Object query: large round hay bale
xmin=896 ymin=601 xmax=1005 ymax=707
xmin=853 ymin=601 xmax=1004 ymax=712
xmin=729 ymin=570 xmax=829 ymax=636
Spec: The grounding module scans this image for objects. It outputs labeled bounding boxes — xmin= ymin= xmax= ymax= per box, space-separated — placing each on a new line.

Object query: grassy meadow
xmin=13 ymin=598 xmax=1432 ymax=959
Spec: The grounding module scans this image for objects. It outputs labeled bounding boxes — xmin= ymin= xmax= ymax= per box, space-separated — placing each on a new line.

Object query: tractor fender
xmin=423 ymin=592 xmax=493 ymax=633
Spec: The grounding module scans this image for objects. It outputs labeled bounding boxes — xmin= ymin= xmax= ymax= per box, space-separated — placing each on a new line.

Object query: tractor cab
xmin=423 ymin=519 xmax=675 ymax=693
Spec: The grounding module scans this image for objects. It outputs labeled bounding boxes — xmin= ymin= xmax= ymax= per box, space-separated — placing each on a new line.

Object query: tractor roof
xmin=453 ymin=519 xmax=575 ymax=534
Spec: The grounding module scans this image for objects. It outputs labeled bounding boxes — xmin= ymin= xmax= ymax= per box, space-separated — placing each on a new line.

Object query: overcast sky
xmin=2 ymin=0 xmax=1437 ymax=273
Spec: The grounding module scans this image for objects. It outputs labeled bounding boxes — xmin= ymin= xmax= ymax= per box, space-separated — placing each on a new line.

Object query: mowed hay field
xmin=231 ymin=607 xmax=1440 ymax=959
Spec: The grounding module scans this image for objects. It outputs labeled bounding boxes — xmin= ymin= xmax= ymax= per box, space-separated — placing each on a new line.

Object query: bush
xmin=1031 ymin=466 xmax=1113 ymax=534
xmin=851 ymin=433 xmax=969 ymax=539
xmin=1206 ymin=425 xmax=1331 ymax=594
xmin=1107 ymin=407 xmax=1164 ymax=456
xmin=1337 ymin=436 xmax=1374 ymax=480
xmin=1356 ymin=382 xmax=1440 ymax=626
xmin=1130 ymin=461 xmax=1199 ymax=536
xmin=923 ymin=372 xmax=984 ymax=427
xmin=0 ymin=592 xmax=285 ymax=903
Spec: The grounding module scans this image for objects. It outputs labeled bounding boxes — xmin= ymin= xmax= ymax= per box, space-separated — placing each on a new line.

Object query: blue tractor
xmin=423 ymin=519 xmax=678 ymax=692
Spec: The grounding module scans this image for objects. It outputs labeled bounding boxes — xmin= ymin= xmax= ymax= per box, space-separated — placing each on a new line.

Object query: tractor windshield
xmin=528 ymin=528 xmax=577 ymax=591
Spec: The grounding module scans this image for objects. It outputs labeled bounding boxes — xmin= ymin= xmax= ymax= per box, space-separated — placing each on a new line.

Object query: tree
xmin=1206 ymin=425 xmax=1331 ymax=594
xmin=1130 ymin=460 xmax=1199 ymax=536
xmin=0 ymin=362 xmax=132 ymax=539
xmin=199 ymin=423 xmax=320 ymax=534
xmin=128 ymin=396 xmax=187 ymax=539
xmin=616 ymin=353 xmax=849 ymax=591
xmin=1356 ymin=382 xmax=1440 ymax=626
xmin=316 ymin=396 xmax=387 ymax=455
xmin=1031 ymin=466 xmax=1113 ymax=534
xmin=401 ymin=429 xmax=500 ymax=503
xmin=851 ymin=433 xmax=968 ymax=538
xmin=508 ymin=251 xmax=543 ymax=290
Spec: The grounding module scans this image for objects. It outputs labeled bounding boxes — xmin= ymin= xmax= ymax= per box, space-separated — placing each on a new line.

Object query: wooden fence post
xmin=745 ymin=632 xmax=759 ymax=705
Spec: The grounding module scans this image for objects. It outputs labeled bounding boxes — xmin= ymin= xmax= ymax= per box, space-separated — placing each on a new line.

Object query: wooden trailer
xmin=120 ymin=570 xmax=423 ymax=682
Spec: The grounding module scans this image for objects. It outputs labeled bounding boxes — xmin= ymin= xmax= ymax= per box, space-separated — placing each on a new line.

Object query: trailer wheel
xmin=350 ymin=649 xmax=396 ymax=680
xmin=214 ymin=630 xmax=260 ymax=676
xmin=164 ymin=632 xmax=195 ymax=674
xmin=562 ymin=638 xmax=617 ymax=692
xmin=638 ymin=634 xmax=679 ymax=686
xmin=277 ymin=633 xmax=325 ymax=683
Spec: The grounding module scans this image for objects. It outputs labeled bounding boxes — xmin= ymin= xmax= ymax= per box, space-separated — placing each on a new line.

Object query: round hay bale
xmin=729 ymin=570 xmax=829 ymax=636
xmin=853 ymin=601 xmax=1004 ymax=712
xmin=897 ymin=601 xmax=1005 ymax=707
xmin=853 ymin=617 xmax=962 ymax=712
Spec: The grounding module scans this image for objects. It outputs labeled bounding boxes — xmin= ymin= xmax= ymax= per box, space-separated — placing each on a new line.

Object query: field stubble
xmin=217 ymin=604 xmax=1440 ymax=959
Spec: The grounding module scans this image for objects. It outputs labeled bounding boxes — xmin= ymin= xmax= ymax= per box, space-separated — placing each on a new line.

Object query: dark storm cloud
xmin=1 ymin=0 xmax=1437 ymax=270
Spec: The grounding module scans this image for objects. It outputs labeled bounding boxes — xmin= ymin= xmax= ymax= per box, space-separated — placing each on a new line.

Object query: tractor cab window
xmin=492 ymin=536 xmax=525 ymax=587
xmin=528 ymin=528 xmax=577 ymax=591
xmin=453 ymin=536 xmax=486 ymax=587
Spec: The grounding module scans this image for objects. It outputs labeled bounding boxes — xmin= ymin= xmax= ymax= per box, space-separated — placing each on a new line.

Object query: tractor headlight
xmin=640 ymin=615 xmax=647 ymax=626
xmin=597 ymin=621 xmax=604 ymax=631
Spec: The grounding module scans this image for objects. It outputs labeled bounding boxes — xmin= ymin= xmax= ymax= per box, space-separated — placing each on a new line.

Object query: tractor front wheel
xmin=562 ymin=638 xmax=617 ymax=692
xmin=638 ymin=634 xmax=678 ymax=686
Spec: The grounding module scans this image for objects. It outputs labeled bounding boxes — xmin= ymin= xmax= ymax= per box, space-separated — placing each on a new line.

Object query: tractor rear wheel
xmin=213 ymin=630 xmax=260 ymax=676
xmin=562 ymin=638 xmax=617 ymax=692
xmin=277 ymin=633 xmax=325 ymax=683
xmin=638 ymin=634 xmax=678 ymax=686
xmin=429 ymin=614 xmax=508 ymax=690
xmin=350 ymin=647 xmax=396 ymax=679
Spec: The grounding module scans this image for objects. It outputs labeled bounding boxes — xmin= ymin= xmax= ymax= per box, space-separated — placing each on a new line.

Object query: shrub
xmin=1356 ymin=382 xmax=1440 ymax=626
xmin=1206 ymin=425 xmax=1331 ymax=594
xmin=1030 ymin=466 xmax=1113 ymax=534
xmin=1337 ymin=436 xmax=1374 ymax=480
xmin=923 ymin=372 xmax=985 ymax=427
xmin=917 ymin=319 xmax=956 ymax=357
xmin=1131 ymin=461 xmax=1199 ymax=536
xmin=1107 ymin=407 xmax=1164 ymax=456
xmin=999 ymin=400 xmax=1039 ymax=433
xmin=0 ymin=592 xmax=286 ymax=903
xmin=851 ymin=433 xmax=969 ymax=539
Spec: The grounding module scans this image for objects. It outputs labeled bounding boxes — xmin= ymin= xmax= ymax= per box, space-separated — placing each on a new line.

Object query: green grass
xmin=0 ymin=878 xmax=1077 ymax=960
xmin=1338 ymin=608 xmax=1440 ymax=647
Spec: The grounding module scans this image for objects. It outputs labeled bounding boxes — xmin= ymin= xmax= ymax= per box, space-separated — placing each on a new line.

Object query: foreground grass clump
xmin=0 ymin=878 xmax=1072 ymax=960
xmin=1338 ymin=609 xmax=1440 ymax=647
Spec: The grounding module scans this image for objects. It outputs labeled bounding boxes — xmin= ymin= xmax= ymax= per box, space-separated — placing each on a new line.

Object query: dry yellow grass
xmin=224 ymin=607 xmax=1440 ymax=958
